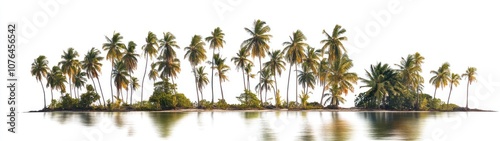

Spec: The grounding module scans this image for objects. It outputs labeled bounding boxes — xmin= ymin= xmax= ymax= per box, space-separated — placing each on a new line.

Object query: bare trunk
xmin=40 ymin=81 xmax=47 ymax=109
xmin=219 ymin=75 xmax=225 ymax=100
xmin=466 ymin=82 xmax=470 ymax=110
xmin=286 ymin=64 xmax=293 ymax=108
xmin=320 ymin=85 xmax=326 ymax=107
xmin=140 ymin=56 xmax=149 ymax=106
xmin=258 ymin=56 xmax=262 ymax=104
xmin=193 ymin=67 xmax=200 ymax=106
xmin=242 ymin=69 xmax=246 ymax=90
xmin=295 ymin=65 xmax=298 ymax=104
xmin=433 ymin=87 xmax=437 ymax=99
xmin=273 ymin=73 xmax=279 ymax=108
xmin=96 ymin=76 xmax=106 ymax=106
xmin=110 ymin=61 xmax=115 ymax=103
xmin=211 ymin=50 xmax=215 ymax=104
xmin=90 ymin=77 xmax=102 ymax=106
xmin=447 ymin=85 xmax=453 ymax=105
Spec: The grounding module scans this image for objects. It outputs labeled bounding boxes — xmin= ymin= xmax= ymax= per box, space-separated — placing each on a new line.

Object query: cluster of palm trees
xmin=430 ymin=63 xmax=477 ymax=109
xmin=31 ymin=19 xmax=478 ymax=110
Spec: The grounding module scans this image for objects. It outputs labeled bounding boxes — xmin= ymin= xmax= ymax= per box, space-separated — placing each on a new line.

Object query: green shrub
xmin=236 ymin=90 xmax=261 ymax=109
xmin=215 ymin=99 xmax=229 ymax=109
xmin=79 ymin=85 xmax=100 ymax=109
xmin=61 ymin=94 xmax=79 ymax=110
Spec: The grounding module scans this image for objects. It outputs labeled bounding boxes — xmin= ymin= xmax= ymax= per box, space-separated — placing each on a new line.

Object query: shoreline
xmin=27 ymin=108 xmax=496 ymax=113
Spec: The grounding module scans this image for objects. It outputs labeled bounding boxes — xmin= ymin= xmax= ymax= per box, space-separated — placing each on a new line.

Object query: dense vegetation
xmin=31 ymin=19 xmax=477 ymax=111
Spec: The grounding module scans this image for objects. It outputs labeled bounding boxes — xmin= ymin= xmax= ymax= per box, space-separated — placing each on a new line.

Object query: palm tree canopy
xmin=430 ymin=62 xmax=451 ymax=89
xmin=283 ymin=30 xmax=308 ymax=64
xmin=361 ymin=63 xmax=404 ymax=102
xmin=122 ymin=41 xmax=139 ymax=72
xmin=462 ymin=67 xmax=477 ymax=85
xmin=212 ymin=54 xmax=231 ymax=82
xmin=321 ymin=25 xmax=348 ymax=62
xmin=264 ymin=50 xmax=286 ymax=76
xmin=59 ymin=48 xmax=80 ymax=79
xmin=74 ymin=70 xmax=87 ymax=89
xmin=298 ymin=70 xmax=316 ymax=90
xmin=205 ymin=27 xmax=226 ymax=50
xmin=302 ymin=46 xmax=320 ymax=74
xmin=157 ymin=58 xmax=181 ymax=79
xmin=184 ymin=35 xmax=207 ymax=66
xmin=131 ymin=77 xmax=140 ymax=90
xmin=148 ymin=62 xmax=159 ymax=81
xmin=31 ymin=55 xmax=50 ymax=82
xmin=102 ymin=32 xmax=126 ymax=61
xmin=242 ymin=19 xmax=272 ymax=59
xmin=232 ymin=47 xmax=253 ymax=72
xmin=255 ymin=68 xmax=275 ymax=93
xmin=159 ymin=32 xmax=179 ymax=61
xmin=328 ymin=54 xmax=358 ymax=95
xmin=113 ymin=60 xmax=130 ymax=90
xmin=450 ymin=73 xmax=461 ymax=87
xmin=47 ymin=66 xmax=67 ymax=93
xmin=196 ymin=66 xmax=210 ymax=90
xmin=82 ymin=47 xmax=104 ymax=79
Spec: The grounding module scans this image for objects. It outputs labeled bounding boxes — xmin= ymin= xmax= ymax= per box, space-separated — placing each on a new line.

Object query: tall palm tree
xmin=413 ymin=52 xmax=425 ymax=109
xmin=462 ymin=67 xmax=477 ymax=109
xmin=447 ymin=73 xmax=461 ymax=105
xmin=184 ymin=35 xmax=207 ymax=103
xmin=283 ymin=30 xmax=307 ymax=107
xmin=206 ymin=27 xmax=226 ymax=105
xmin=255 ymin=68 xmax=274 ymax=105
xmin=112 ymin=60 xmax=130 ymax=101
xmin=129 ymin=77 xmax=140 ymax=105
xmin=103 ymin=32 xmax=126 ymax=103
xmin=31 ymin=55 xmax=50 ymax=108
xmin=429 ymin=62 xmax=451 ymax=99
xmin=321 ymin=24 xmax=348 ymax=62
xmin=122 ymin=41 xmax=139 ymax=104
xmin=140 ymin=31 xmax=159 ymax=104
xmin=264 ymin=50 xmax=286 ymax=106
xmin=59 ymin=48 xmax=80 ymax=98
xmin=196 ymin=66 xmax=210 ymax=102
xmin=82 ymin=47 xmax=105 ymax=105
xmin=360 ymin=63 xmax=404 ymax=108
xmin=212 ymin=54 xmax=230 ymax=101
xmin=232 ymin=47 xmax=253 ymax=90
xmin=327 ymin=54 xmax=358 ymax=106
xmin=318 ymin=58 xmax=329 ymax=106
xmin=242 ymin=19 xmax=272 ymax=99
xmin=74 ymin=70 xmax=87 ymax=98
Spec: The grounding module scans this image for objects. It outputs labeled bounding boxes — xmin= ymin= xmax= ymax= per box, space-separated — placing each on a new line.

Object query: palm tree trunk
xmin=466 ymin=82 xmax=470 ymax=110
xmin=247 ymin=71 xmax=250 ymax=90
xmin=295 ymin=65 xmax=298 ymax=104
xmin=141 ymin=56 xmax=149 ymax=106
xmin=196 ymin=86 xmax=201 ymax=108
xmin=264 ymin=89 xmax=268 ymax=104
xmin=320 ymin=85 xmax=326 ymax=107
xmin=447 ymin=85 xmax=452 ymax=105
xmin=286 ymin=64 xmax=293 ymax=108
xmin=211 ymin=49 xmax=215 ymax=104
xmin=416 ymin=88 xmax=419 ymax=110
xmin=259 ymin=86 xmax=263 ymax=106
xmin=129 ymin=69 xmax=132 ymax=105
xmin=219 ymin=75 xmax=224 ymax=100
xmin=110 ymin=61 xmax=115 ymax=103
xmin=258 ymin=56 xmax=262 ymax=103
xmin=193 ymin=67 xmax=200 ymax=106
xmin=68 ymin=76 xmax=72 ymax=97
xmin=125 ymin=89 xmax=129 ymax=105
xmin=433 ymin=87 xmax=437 ymax=99
xmin=273 ymin=73 xmax=278 ymax=107
xmin=242 ymin=69 xmax=246 ymax=90
xmin=90 ymin=77 xmax=102 ymax=106
xmin=96 ymin=76 xmax=106 ymax=106
xmin=50 ymin=89 xmax=54 ymax=101
xmin=40 ymin=81 xmax=47 ymax=109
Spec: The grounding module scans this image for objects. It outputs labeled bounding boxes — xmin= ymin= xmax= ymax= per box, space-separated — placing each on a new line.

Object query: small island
xmin=30 ymin=20 xmax=490 ymax=113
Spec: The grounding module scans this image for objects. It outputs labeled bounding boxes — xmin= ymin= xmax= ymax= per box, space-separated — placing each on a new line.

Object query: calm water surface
xmin=18 ymin=111 xmax=500 ymax=141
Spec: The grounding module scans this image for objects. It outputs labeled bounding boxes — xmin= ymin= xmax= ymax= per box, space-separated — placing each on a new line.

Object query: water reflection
xmin=149 ymin=112 xmax=186 ymax=138
xmin=321 ymin=112 xmax=352 ymax=141
xmin=360 ymin=112 xmax=429 ymax=140
xmin=78 ymin=112 xmax=95 ymax=126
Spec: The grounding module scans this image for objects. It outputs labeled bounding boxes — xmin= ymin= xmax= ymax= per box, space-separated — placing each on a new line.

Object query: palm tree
xmin=31 ymin=55 xmax=50 ymax=108
xmin=302 ymin=46 xmax=320 ymax=74
xmin=112 ymin=60 xmax=130 ymax=101
xmin=321 ymin=24 xmax=348 ymax=62
xmin=74 ymin=70 xmax=87 ymax=98
xmin=360 ymin=63 xmax=404 ymax=108
xmin=429 ymin=63 xmax=451 ymax=99
xmin=447 ymin=73 xmax=461 ymax=105
xmin=395 ymin=54 xmax=424 ymax=109
xmin=159 ymin=32 xmax=179 ymax=62
xmin=184 ymin=35 xmax=207 ymax=103
xmin=129 ymin=77 xmax=140 ymax=105
xmin=327 ymin=54 xmax=358 ymax=106
xmin=49 ymin=66 xmax=67 ymax=97
xmin=244 ymin=63 xmax=255 ymax=90
xmin=206 ymin=27 xmax=226 ymax=106
xmin=242 ymin=19 xmax=272 ymax=99
xmin=82 ymin=47 xmax=105 ymax=105
xmin=148 ymin=62 xmax=159 ymax=83
xmin=462 ymin=67 xmax=477 ymax=109
xmin=156 ymin=58 xmax=181 ymax=90
xmin=212 ymin=54 xmax=230 ymax=101
xmin=318 ymin=58 xmax=329 ymax=106
xmin=232 ymin=47 xmax=253 ymax=90
xmin=283 ymin=30 xmax=307 ymax=107
xmin=122 ymin=41 xmax=139 ymax=104
xmin=46 ymin=66 xmax=59 ymax=101
xmin=59 ymin=48 xmax=80 ymax=98
xmin=103 ymin=32 xmax=126 ymax=103
xmin=196 ymin=66 xmax=210 ymax=102
xmin=140 ymin=31 xmax=159 ymax=104
xmin=255 ymin=68 xmax=274 ymax=105
xmin=413 ymin=52 xmax=425 ymax=109
xmin=297 ymin=70 xmax=316 ymax=96
xmin=324 ymin=85 xmax=346 ymax=106
xmin=263 ymin=50 xmax=286 ymax=106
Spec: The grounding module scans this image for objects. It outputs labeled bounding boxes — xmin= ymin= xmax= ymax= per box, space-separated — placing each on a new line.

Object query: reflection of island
xmin=78 ymin=112 xmax=95 ymax=126
xmin=149 ymin=112 xmax=187 ymax=138
xmin=50 ymin=112 xmax=72 ymax=124
xmin=361 ymin=112 xmax=431 ymax=141
xmin=321 ymin=112 xmax=352 ymax=141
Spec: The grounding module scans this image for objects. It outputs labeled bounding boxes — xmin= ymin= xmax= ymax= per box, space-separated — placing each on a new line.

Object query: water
xmin=15 ymin=111 xmax=500 ymax=141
